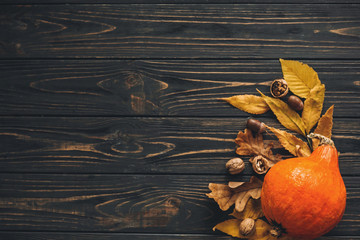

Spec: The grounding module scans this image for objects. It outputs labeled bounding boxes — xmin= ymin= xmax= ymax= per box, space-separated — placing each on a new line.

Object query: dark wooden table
xmin=0 ymin=1 xmax=359 ymax=239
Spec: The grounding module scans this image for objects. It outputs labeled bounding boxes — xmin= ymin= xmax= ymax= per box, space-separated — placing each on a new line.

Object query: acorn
xmin=246 ymin=118 xmax=266 ymax=134
xmin=270 ymin=79 xmax=289 ymax=98
xmin=287 ymin=95 xmax=304 ymax=112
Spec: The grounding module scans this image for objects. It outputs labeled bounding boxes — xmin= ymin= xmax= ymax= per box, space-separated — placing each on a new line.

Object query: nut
xmin=270 ymin=79 xmax=289 ymax=98
xmin=287 ymin=95 xmax=304 ymax=112
xmin=239 ymin=218 xmax=255 ymax=236
xmin=246 ymin=118 xmax=266 ymax=134
xmin=249 ymin=155 xmax=273 ymax=174
xmin=226 ymin=158 xmax=245 ymax=175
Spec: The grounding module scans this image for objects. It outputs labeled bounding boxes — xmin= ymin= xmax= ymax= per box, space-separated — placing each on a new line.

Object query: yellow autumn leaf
xmin=249 ymin=220 xmax=295 ymax=240
xmin=279 ymin=59 xmax=321 ymax=98
xmin=221 ymin=95 xmax=270 ymax=114
xmin=213 ymin=219 xmax=245 ymax=238
xmin=312 ymin=105 xmax=334 ymax=149
xmin=302 ymin=84 xmax=325 ymax=134
xmin=267 ymin=126 xmax=311 ymax=157
xmin=257 ymin=89 xmax=306 ymax=136
xmin=248 ymin=219 xmax=276 ymax=240
xmin=213 ymin=219 xmax=272 ymax=239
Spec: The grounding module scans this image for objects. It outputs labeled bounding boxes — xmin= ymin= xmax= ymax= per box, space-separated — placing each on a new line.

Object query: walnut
xmin=270 ymin=78 xmax=289 ymax=98
xmin=239 ymin=218 xmax=255 ymax=236
xmin=249 ymin=155 xmax=273 ymax=174
xmin=226 ymin=158 xmax=245 ymax=175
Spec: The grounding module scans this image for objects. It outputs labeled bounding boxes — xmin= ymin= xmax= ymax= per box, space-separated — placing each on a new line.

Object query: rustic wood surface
xmin=0 ymin=174 xmax=359 ymax=235
xmin=1 ymin=5 xmax=360 ymax=59
xmin=0 ymin=117 xmax=358 ymax=174
xmin=1 ymin=233 xmax=359 ymax=240
xmin=0 ymin=1 xmax=359 ymax=240
xmin=0 ymin=60 xmax=359 ymax=117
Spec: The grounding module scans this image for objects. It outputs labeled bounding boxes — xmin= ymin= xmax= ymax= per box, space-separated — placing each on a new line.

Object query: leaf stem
xmin=307 ymin=136 xmax=313 ymax=152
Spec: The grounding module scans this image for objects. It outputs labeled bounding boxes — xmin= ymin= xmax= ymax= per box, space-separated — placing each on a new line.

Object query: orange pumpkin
xmin=261 ymin=144 xmax=346 ymax=240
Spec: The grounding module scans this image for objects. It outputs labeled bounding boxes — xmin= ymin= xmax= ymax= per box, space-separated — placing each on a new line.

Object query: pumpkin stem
xmin=270 ymin=226 xmax=282 ymax=238
xmin=307 ymin=133 xmax=334 ymax=147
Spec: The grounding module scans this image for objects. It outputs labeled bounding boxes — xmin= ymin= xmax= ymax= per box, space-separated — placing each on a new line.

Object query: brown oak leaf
xmin=235 ymin=128 xmax=282 ymax=163
xmin=207 ymin=176 xmax=262 ymax=213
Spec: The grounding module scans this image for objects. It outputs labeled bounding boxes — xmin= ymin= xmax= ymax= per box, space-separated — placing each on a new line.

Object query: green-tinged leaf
xmin=267 ymin=126 xmax=311 ymax=157
xmin=231 ymin=198 xmax=264 ymax=220
xmin=279 ymin=59 xmax=321 ymax=98
xmin=257 ymin=89 xmax=306 ymax=136
xmin=213 ymin=219 xmax=245 ymax=238
xmin=221 ymin=95 xmax=270 ymax=114
xmin=302 ymin=84 xmax=325 ymax=134
xmin=313 ymin=105 xmax=334 ymax=149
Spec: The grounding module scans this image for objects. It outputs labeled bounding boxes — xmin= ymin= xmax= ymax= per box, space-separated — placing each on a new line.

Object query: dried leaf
xmin=248 ymin=220 xmax=294 ymax=240
xmin=213 ymin=219 xmax=273 ymax=239
xmin=213 ymin=219 xmax=245 ymax=238
xmin=235 ymin=128 xmax=282 ymax=163
xmin=221 ymin=95 xmax=270 ymax=114
xmin=231 ymin=198 xmax=264 ymax=220
xmin=257 ymin=89 xmax=306 ymax=136
xmin=207 ymin=176 xmax=262 ymax=212
xmin=267 ymin=126 xmax=311 ymax=157
xmin=248 ymin=219 xmax=273 ymax=240
xmin=302 ymin=84 xmax=325 ymax=134
xmin=312 ymin=105 xmax=334 ymax=149
xmin=214 ymin=205 xmax=293 ymax=240
xmin=279 ymin=59 xmax=321 ymax=98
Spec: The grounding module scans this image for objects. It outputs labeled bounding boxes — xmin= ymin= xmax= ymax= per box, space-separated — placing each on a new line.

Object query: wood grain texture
xmin=0 ymin=174 xmax=358 ymax=235
xmin=0 ymin=117 xmax=358 ymax=174
xmin=1 ymin=4 xmax=360 ymax=59
xmin=0 ymin=232 xmax=359 ymax=240
xmin=1 ymin=0 xmax=359 ymax=4
xmin=0 ymin=60 xmax=359 ymax=116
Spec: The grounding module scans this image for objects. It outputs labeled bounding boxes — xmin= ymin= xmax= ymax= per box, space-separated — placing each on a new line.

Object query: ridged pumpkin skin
xmin=261 ymin=145 xmax=346 ymax=240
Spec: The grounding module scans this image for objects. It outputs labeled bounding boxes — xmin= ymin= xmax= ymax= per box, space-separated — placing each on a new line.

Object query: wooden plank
xmin=1 ymin=1 xmax=359 ymax=4
xmin=0 ymin=60 xmax=359 ymax=117
xmin=0 ymin=117 xmax=358 ymax=174
xmin=1 ymin=4 xmax=359 ymax=59
xmin=0 ymin=173 xmax=358 ymax=235
xmin=0 ymin=232 xmax=358 ymax=240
